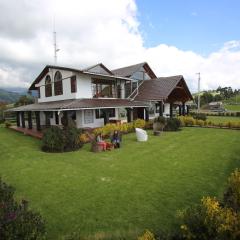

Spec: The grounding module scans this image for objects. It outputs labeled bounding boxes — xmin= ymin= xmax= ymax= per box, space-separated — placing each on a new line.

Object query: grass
xmin=207 ymin=115 xmax=240 ymax=123
xmin=224 ymin=104 xmax=240 ymax=111
xmin=0 ymin=127 xmax=240 ymax=239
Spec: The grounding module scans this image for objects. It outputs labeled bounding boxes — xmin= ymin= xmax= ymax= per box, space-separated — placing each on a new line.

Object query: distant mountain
xmin=0 ymin=88 xmax=23 ymax=103
xmin=1 ymin=87 xmax=27 ymax=94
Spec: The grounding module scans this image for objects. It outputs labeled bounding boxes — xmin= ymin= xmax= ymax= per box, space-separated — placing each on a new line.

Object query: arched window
xmin=54 ymin=71 xmax=63 ymax=95
xmin=45 ymin=75 xmax=52 ymax=97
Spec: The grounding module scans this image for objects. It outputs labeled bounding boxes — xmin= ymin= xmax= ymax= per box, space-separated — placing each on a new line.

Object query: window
xmin=95 ymin=108 xmax=116 ymax=119
xmin=54 ymin=71 xmax=63 ymax=95
xmin=45 ymin=75 xmax=52 ymax=97
xmin=84 ymin=110 xmax=94 ymax=124
xmin=55 ymin=112 xmax=59 ymax=125
xmin=38 ymin=87 xmax=41 ymax=98
xmin=71 ymin=76 xmax=76 ymax=93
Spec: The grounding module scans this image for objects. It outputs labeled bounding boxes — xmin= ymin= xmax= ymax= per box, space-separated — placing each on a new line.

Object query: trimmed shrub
xmin=0 ymin=178 xmax=46 ymax=239
xmin=191 ymin=112 xmax=207 ymax=121
xmin=133 ymin=118 xmax=146 ymax=129
xmin=164 ymin=118 xmax=181 ymax=131
xmin=63 ymin=126 xmax=83 ymax=152
xmin=93 ymin=119 xmax=147 ymax=138
xmin=195 ymin=119 xmax=204 ymax=127
xmin=42 ymin=126 xmax=65 ymax=152
xmin=42 ymin=126 xmax=83 ymax=152
xmin=178 ymin=116 xmax=195 ymax=127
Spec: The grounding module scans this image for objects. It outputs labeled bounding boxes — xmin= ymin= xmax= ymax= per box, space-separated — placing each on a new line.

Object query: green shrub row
xmin=93 ymin=119 xmax=147 ymax=137
xmin=195 ymin=111 xmax=240 ymax=117
xmin=179 ymin=116 xmax=240 ymax=129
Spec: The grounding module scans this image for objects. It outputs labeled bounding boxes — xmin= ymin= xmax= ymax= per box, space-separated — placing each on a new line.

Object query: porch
xmin=10 ymin=126 xmax=43 ymax=139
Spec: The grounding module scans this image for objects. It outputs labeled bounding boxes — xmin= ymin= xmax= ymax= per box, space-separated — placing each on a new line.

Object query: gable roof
xmin=82 ymin=63 xmax=113 ymax=75
xmin=29 ymin=64 xmax=132 ymax=91
xmin=112 ymin=62 xmax=157 ymax=79
xmin=29 ymin=65 xmax=83 ymax=90
xmin=134 ymin=75 xmax=193 ymax=102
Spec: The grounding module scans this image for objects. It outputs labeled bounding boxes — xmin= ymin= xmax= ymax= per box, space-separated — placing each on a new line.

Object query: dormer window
xmin=45 ymin=75 xmax=52 ymax=97
xmin=54 ymin=71 xmax=63 ymax=95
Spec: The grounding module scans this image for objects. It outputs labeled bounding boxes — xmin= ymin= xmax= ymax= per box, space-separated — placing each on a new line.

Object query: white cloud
xmin=0 ymin=0 xmax=240 ymax=91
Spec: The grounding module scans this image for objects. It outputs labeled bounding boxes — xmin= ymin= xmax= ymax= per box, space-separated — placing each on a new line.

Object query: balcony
xmin=91 ymin=78 xmax=119 ymax=98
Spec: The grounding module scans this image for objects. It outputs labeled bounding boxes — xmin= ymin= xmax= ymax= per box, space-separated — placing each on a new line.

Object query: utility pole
xmin=196 ymin=72 xmax=201 ymax=112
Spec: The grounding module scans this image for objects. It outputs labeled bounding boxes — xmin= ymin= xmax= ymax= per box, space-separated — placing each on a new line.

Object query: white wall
xmin=37 ymin=68 xmax=77 ymax=103
xmin=76 ymin=73 xmax=92 ymax=99
xmin=76 ymin=108 xmax=119 ymax=128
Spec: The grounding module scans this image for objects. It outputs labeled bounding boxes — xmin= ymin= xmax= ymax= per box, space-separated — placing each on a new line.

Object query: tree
xmin=14 ymin=95 xmax=34 ymax=107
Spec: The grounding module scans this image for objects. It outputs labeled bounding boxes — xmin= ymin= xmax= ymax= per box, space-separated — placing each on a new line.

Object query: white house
xmin=9 ymin=62 xmax=193 ymax=130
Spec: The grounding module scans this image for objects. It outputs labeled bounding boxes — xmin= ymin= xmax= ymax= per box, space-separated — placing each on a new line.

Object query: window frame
xmin=71 ymin=75 xmax=77 ymax=93
xmin=54 ymin=71 xmax=63 ymax=96
xmin=45 ymin=75 xmax=52 ymax=97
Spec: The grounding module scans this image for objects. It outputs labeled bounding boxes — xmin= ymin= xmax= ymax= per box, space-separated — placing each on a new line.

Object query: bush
xmin=133 ymin=118 xmax=146 ymax=129
xmin=79 ymin=133 xmax=90 ymax=143
xmin=138 ymin=230 xmax=156 ymax=240
xmin=5 ymin=121 xmax=11 ymax=128
xmin=64 ymin=126 xmax=83 ymax=152
xmin=223 ymin=168 xmax=240 ymax=212
xmin=178 ymin=196 xmax=240 ymax=240
xmin=93 ymin=119 xmax=147 ymax=138
xmin=164 ymin=118 xmax=181 ymax=131
xmin=42 ymin=126 xmax=83 ymax=152
xmin=179 ymin=116 xmax=195 ymax=127
xmin=42 ymin=126 xmax=65 ymax=152
xmin=0 ymin=178 xmax=46 ymax=239
xmin=153 ymin=117 xmax=166 ymax=132
xmin=191 ymin=113 xmax=207 ymax=121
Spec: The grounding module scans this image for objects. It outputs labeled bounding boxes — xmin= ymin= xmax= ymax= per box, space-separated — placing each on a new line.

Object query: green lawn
xmin=224 ymin=104 xmax=240 ymax=111
xmin=0 ymin=127 xmax=240 ymax=239
xmin=207 ymin=115 xmax=240 ymax=123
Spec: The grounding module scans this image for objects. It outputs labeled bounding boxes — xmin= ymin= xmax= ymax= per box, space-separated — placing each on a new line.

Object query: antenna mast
xmin=53 ymin=17 xmax=60 ymax=65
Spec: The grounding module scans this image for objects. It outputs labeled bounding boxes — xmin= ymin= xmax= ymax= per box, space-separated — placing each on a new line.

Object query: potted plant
xmin=153 ymin=116 xmax=166 ymax=136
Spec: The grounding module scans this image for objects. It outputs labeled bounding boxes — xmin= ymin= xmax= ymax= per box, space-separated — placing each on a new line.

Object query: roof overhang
xmin=7 ymin=99 xmax=149 ymax=112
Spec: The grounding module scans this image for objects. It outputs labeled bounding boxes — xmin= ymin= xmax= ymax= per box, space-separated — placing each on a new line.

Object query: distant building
xmin=208 ymin=101 xmax=223 ymax=111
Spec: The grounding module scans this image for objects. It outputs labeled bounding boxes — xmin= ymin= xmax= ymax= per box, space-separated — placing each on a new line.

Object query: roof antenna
xmin=53 ymin=16 xmax=60 ymax=65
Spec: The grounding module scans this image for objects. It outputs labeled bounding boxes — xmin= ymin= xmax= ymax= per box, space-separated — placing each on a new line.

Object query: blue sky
xmin=137 ymin=0 xmax=240 ymax=55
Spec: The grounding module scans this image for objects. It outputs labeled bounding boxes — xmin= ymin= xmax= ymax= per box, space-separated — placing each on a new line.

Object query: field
xmin=0 ymin=126 xmax=240 ymax=239
xmin=224 ymin=104 xmax=240 ymax=111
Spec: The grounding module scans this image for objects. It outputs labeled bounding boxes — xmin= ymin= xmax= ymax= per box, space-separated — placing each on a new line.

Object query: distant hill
xmin=0 ymin=88 xmax=23 ymax=103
